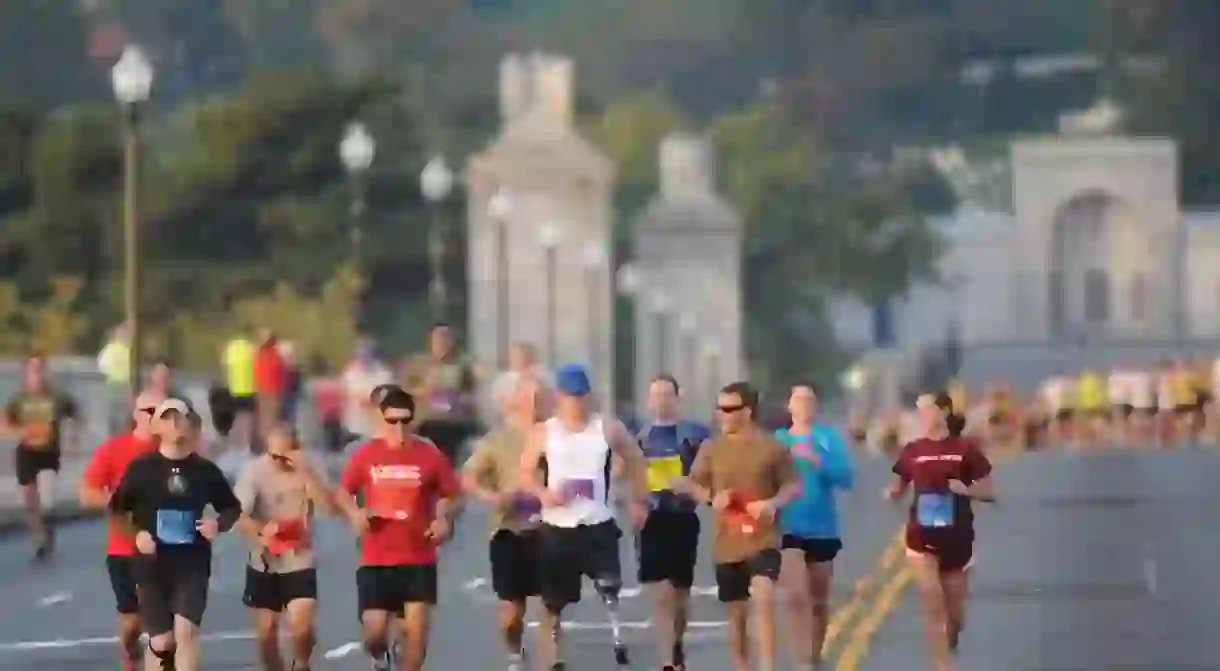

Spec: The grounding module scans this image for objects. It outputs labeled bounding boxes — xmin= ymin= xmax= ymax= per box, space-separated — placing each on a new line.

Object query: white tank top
xmin=540 ymin=415 xmax=614 ymax=528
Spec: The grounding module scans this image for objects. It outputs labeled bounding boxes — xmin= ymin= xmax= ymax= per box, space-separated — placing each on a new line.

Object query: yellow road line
xmin=834 ymin=565 xmax=914 ymax=670
xmin=822 ymin=531 xmax=905 ymax=655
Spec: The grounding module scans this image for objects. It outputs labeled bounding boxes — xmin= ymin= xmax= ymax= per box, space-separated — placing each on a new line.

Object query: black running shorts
xmin=14 ymin=446 xmax=59 ymax=487
xmin=356 ymin=564 xmax=438 ymax=615
xmin=636 ymin=509 xmax=700 ymax=588
xmin=135 ymin=554 xmax=211 ymax=635
xmin=242 ymin=567 xmax=318 ymax=612
xmin=489 ymin=529 xmax=541 ymax=602
xmin=537 ymin=520 xmax=622 ymax=611
xmin=781 ymin=535 xmax=843 ymax=564
xmin=106 ymin=556 xmax=140 ymax=615
xmin=714 ymin=549 xmax=781 ymax=603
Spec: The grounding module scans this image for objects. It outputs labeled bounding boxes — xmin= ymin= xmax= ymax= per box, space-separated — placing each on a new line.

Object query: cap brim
xmin=155 ymin=399 xmax=190 ymax=418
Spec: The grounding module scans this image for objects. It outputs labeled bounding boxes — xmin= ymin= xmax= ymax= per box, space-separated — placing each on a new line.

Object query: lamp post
xmin=111 ymin=45 xmax=154 ymax=400
xmin=420 ymin=155 xmax=454 ymax=322
xmin=581 ymin=242 xmax=607 ymax=378
xmin=339 ymin=122 xmax=375 ymax=272
xmin=538 ymin=222 xmax=561 ymax=367
xmin=703 ymin=340 xmax=721 ymax=416
xmin=649 ymin=290 xmax=671 ymax=374
xmin=488 ymin=188 xmax=513 ymax=368
xmin=615 ymin=262 xmax=643 ymax=414
xmin=678 ymin=311 xmax=697 ymax=413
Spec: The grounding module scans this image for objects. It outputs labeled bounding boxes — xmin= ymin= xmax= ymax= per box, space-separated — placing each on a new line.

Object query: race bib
xmin=916 ymin=493 xmax=955 ymax=529
xmin=725 ymin=509 xmax=757 ymax=535
xmin=561 ymin=478 xmax=595 ymax=501
xmin=155 ymin=509 xmax=196 ymax=545
xmin=508 ymin=493 xmax=542 ymax=522
xmin=368 ymin=482 xmax=421 ymax=520
xmin=646 ymin=455 xmax=683 ymax=493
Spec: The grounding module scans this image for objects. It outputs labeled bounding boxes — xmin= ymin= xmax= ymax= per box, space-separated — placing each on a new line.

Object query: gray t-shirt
xmin=234 ymin=456 xmax=318 ymax=573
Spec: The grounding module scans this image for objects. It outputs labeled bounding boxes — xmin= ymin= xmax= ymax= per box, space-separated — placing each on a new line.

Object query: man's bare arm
xmin=606 ymin=420 xmax=648 ymax=506
xmin=517 ymin=425 xmax=548 ymax=498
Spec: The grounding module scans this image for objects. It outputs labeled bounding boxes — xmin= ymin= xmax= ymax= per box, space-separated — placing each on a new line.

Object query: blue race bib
xmin=155 ymin=509 xmax=196 ymax=545
xmin=916 ymin=493 xmax=955 ymax=529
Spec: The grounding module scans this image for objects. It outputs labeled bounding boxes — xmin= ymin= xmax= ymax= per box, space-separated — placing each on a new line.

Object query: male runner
xmin=462 ymin=376 xmax=545 ymax=671
xmin=776 ymin=382 xmax=855 ymax=671
xmin=237 ymin=424 xmax=362 ymax=671
xmin=80 ymin=391 xmax=163 ymax=670
xmin=685 ymin=381 xmax=800 ymax=671
xmin=634 ymin=374 xmax=710 ymax=671
xmin=517 ymin=364 xmax=649 ymax=671
xmin=340 ymin=387 xmax=461 ymax=671
xmin=109 ymin=398 xmax=251 ymax=671
xmin=3 ymin=355 xmax=79 ymax=561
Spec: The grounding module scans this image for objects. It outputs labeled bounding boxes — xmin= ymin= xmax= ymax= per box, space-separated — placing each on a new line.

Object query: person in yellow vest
xmin=223 ymin=333 xmax=257 ymax=450
xmin=1169 ymin=360 xmax=1198 ymax=447
xmin=1075 ymin=370 xmax=1107 ymax=447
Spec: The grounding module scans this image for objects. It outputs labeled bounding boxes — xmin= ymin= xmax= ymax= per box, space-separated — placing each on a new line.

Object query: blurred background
xmin=0 ymin=1 xmax=1217 ymax=442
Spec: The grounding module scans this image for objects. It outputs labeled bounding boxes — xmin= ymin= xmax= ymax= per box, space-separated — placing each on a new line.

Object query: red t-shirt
xmin=891 ymin=436 xmax=992 ymax=553
xmin=254 ymin=345 xmax=288 ymax=395
xmin=82 ymin=433 xmax=158 ymax=556
xmin=340 ymin=437 xmax=460 ymax=566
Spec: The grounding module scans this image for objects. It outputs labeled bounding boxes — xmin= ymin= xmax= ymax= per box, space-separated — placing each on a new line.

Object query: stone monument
xmin=632 ymin=133 xmax=743 ymax=416
xmin=465 ymin=53 xmax=616 ymax=407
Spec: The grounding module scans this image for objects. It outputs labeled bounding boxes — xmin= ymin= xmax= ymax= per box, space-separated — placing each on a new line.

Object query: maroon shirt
xmin=892 ymin=437 xmax=992 ymax=553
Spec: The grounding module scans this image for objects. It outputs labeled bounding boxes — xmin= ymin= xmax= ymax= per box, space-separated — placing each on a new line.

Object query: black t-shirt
xmin=109 ymin=450 xmax=240 ymax=558
xmin=5 ymin=390 xmax=77 ymax=452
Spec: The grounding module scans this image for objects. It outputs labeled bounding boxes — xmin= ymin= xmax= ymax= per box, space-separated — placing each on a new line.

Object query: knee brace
xmin=593 ymin=577 xmax=621 ymax=603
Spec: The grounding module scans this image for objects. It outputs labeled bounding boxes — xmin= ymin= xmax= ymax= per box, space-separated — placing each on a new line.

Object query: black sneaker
xmin=673 ymin=641 xmax=686 ymax=669
xmin=549 ymin=662 xmax=566 ymax=671
xmin=613 ymin=644 xmax=629 ymax=666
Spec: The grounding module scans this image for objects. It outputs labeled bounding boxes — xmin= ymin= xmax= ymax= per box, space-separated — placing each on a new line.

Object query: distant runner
xmin=686 ymin=381 xmax=800 ymax=671
xmin=776 ymin=382 xmax=854 ymax=670
xmin=3 ymin=355 xmax=79 ymax=561
xmin=886 ymin=393 xmax=996 ymax=671
xmin=79 ymin=391 xmax=163 ymax=670
xmin=462 ymin=376 xmax=546 ymax=671
xmin=109 ymin=398 xmax=252 ymax=671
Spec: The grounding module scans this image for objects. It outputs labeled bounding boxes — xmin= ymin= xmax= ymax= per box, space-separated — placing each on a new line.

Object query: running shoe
xmin=613 ymin=643 xmax=629 ymax=667
xmin=369 ymin=651 xmax=391 ymax=671
xmin=673 ymin=641 xmax=685 ymax=669
xmin=549 ymin=662 xmax=566 ymax=671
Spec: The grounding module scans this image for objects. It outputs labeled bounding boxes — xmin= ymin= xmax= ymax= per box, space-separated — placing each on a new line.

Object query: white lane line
xmin=462 ymin=577 xmax=487 ymax=591
xmin=1142 ymin=540 xmax=1158 ymax=596
xmin=0 ymin=631 xmax=254 ymax=652
xmin=525 ymin=620 xmax=727 ymax=631
xmin=36 ymin=592 xmax=71 ymax=607
xmin=323 ymin=642 xmax=362 ymax=659
xmin=460 ymin=578 xmax=716 ymax=599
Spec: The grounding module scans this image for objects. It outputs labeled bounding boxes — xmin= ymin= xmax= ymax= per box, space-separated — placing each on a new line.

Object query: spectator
xmin=488 ymin=342 xmax=551 ymax=422
xmin=144 ymin=360 xmax=183 ymax=400
xmin=223 ymin=331 xmax=257 ymax=448
xmin=341 ymin=340 xmax=393 ymax=443
xmin=311 ymin=364 xmax=345 ymax=454
xmin=253 ymin=329 xmax=288 ymax=451
xmin=407 ymin=323 xmax=478 ymax=463
xmin=277 ymin=340 xmax=303 ymax=427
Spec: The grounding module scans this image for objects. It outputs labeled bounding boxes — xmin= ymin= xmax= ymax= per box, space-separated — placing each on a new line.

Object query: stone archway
xmin=1048 ymin=191 xmax=1148 ymax=339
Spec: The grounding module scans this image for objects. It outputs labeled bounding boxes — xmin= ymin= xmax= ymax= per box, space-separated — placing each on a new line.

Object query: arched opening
xmin=1049 ymin=191 xmax=1146 ymax=338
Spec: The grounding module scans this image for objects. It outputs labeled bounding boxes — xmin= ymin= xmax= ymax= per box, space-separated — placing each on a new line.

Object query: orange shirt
xmin=82 ymin=433 xmax=157 ymax=556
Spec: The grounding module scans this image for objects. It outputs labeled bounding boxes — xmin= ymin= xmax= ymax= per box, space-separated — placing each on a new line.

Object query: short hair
xmin=370 ymin=383 xmax=401 ymax=404
xmin=792 ymin=380 xmax=820 ymax=396
xmin=719 ymin=381 xmax=759 ymax=416
xmin=186 ymin=410 xmax=203 ymax=431
xmin=431 ymin=322 xmax=451 ymax=332
xmin=378 ymin=387 xmax=416 ymax=414
xmin=650 ymin=374 xmax=680 ymax=395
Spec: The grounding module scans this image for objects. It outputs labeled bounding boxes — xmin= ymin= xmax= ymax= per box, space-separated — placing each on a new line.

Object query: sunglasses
xmin=136 ymin=407 xmax=157 ymax=416
xmin=716 ymin=404 xmax=747 ymax=414
xmin=383 ymin=416 xmax=412 ymax=425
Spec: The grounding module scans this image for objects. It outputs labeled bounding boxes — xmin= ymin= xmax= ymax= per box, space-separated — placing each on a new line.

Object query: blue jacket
xmin=777 ymin=425 xmax=855 ymax=540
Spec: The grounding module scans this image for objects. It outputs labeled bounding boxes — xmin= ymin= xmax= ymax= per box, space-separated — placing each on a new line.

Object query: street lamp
xmin=111 ymin=45 xmax=154 ymax=400
xmin=678 ymin=311 xmax=697 ymax=411
xmin=538 ymin=221 xmax=561 ymax=367
xmin=649 ymin=290 xmax=671 ymax=373
xmin=420 ymin=155 xmax=454 ymax=321
xmin=702 ymin=340 xmax=722 ymax=415
xmin=581 ymin=242 xmax=607 ymax=381
xmin=488 ymin=188 xmax=513 ymax=367
xmin=339 ymin=122 xmax=375 ymax=270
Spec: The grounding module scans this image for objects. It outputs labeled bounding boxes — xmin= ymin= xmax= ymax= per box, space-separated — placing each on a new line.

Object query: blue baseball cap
xmin=555 ymin=364 xmax=592 ymax=396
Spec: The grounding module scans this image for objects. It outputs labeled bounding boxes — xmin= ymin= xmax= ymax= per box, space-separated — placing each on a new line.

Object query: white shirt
xmin=1128 ymin=372 xmax=1153 ymax=409
xmin=1042 ymin=378 xmax=1067 ymax=411
xmin=342 ymin=362 xmax=393 ymax=436
xmin=1157 ymin=373 xmax=1176 ymax=410
xmin=540 ymin=415 xmax=615 ymax=528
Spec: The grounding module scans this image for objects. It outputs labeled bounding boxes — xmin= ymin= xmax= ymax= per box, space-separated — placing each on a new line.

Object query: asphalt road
xmin=844 ymin=448 xmax=1220 ymax=670
xmin=0 ymin=452 xmax=902 ymax=670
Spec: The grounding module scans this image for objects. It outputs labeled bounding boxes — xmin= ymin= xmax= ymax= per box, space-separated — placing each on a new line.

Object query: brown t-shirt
xmin=235 ymin=457 xmax=318 ymax=573
xmin=404 ymin=353 xmax=477 ymax=422
xmin=690 ymin=429 xmax=798 ymax=564
xmin=462 ymin=426 xmax=538 ymax=536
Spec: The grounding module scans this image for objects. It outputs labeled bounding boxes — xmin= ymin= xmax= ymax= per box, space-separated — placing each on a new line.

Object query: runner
xmin=634 ymin=374 xmax=709 ymax=671
xmin=517 ymin=364 xmax=649 ymax=671
xmin=776 ymin=381 xmax=855 ymax=671
xmin=886 ymin=393 xmax=996 ymax=671
xmin=340 ymin=387 xmax=461 ymax=671
xmin=684 ymin=381 xmax=801 ymax=671
xmin=3 ymin=354 xmax=79 ymax=561
xmin=236 ymin=424 xmax=362 ymax=671
xmin=461 ymin=375 xmax=546 ymax=671
xmin=108 ymin=398 xmax=252 ymax=671
xmin=79 ymin=391 xmax=163 ymax=670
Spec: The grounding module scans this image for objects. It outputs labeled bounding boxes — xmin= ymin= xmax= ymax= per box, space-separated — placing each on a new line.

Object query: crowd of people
xmin=852 ymin=357 xmax=1220 ymax=453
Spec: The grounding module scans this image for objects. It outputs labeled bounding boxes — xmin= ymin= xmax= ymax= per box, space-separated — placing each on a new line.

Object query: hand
xmin=538 ymin=489 xmax=566 ymax=509
xmin=626 ymin=501 xmax=648 ymax=529
xmin=135 ymin=530 xmax=156 ymax=555
xmin=668 ymin=476 xmax=692 ymax=494
xmin=882 ymin=486 xmax=902 ymax=503
xmin=948 ymin=479 xmax=971 ymax=496
xmin=260 ymin=521 xmax=280 ymax=539
xmin=711 ymin=490 xmax=733 ymax=511
xmin=347 ymin=510 xmax=371 ymax=534
xmin=196 ymin=518 xmax=220 ymax=540
xmin=425 ymin=516 xmax=452 ymax=543
xmin=745 ymin=499 xmax=776 ymax=521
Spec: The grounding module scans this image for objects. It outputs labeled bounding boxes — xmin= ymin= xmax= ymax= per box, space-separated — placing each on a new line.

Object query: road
xmin=838 ymin=448 xmax=1220 ymax=670
xmin=0 ymin=453 xmax=902 ymax=670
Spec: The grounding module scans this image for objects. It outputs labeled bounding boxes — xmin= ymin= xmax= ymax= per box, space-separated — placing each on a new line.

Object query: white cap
xmin=155 ymin=398 xmax=191 ymax=419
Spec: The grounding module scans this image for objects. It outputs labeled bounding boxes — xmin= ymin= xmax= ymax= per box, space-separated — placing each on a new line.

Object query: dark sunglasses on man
xmin=382 ymin=413 xmax=413 ymax=426
xmin=716 ymin=403 xmax=746 ymax=414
